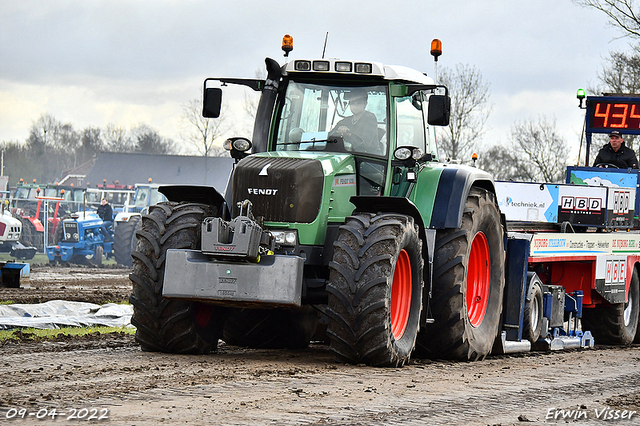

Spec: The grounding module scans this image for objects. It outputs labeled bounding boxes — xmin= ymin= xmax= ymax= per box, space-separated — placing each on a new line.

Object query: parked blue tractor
xmin=46 ymin=212 xmax=112 ymax=266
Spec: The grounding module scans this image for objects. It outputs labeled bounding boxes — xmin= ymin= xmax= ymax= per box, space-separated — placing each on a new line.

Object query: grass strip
xmin=0 ymin=325 xmax=135 ymax=342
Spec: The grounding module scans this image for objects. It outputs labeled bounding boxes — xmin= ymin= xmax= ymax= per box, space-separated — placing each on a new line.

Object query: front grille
xmin=232 ymin=156 xmax=324 ymax=223
xmin=63 ymin=222 xmax=79 ymax=242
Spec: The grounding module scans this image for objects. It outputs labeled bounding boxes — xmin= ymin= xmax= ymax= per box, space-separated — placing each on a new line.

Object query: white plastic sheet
xmin=0 ymin=300 xmax=133 ymax=330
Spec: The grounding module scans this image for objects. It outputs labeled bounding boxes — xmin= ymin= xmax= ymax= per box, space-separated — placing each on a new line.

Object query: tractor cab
xmin=204 ymin=57 xmax=450 ymax=205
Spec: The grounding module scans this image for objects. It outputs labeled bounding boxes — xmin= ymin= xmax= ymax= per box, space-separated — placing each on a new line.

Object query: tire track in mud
xmin=3 ymin=342 xmax=637 ymax=425
xmin=0 ymin=345 xmax=640 ymax=425
xmin=4 ymin=266 xmax=636 ymax=424
xmin=100 ymin=351 xmax=639 ymax=426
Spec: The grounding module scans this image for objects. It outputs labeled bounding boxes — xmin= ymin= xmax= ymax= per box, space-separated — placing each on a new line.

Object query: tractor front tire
xmin=582 ymin=266 xmax=640 ymax=345
xmin=94 ymin=245 xmax=103 ymax=267
xmin=326 ymin=213 xmax=423 ymax=367
xmin=415 ymin=187 xmax=505 ymax=361
xmin=129 ymin=202 xmax=225 ymax=354
xmin=114 ymin=216 xmax=141 ymax=267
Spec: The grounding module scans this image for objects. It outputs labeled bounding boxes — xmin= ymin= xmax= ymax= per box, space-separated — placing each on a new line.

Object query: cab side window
xmin=421 ymin=91 xmax=439 ymax=161
xmin=395 ymin=92 xmax=426 ymax=151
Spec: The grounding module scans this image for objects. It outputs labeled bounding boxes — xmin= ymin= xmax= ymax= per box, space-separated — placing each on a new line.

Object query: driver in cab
xmin=330 ymin=89 xmax=380 ymax=153
xmin=593 ymin=130 xmax=638 ymax=169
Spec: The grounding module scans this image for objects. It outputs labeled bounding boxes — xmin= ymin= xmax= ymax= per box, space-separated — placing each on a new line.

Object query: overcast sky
xmin=0 ymin=0 xmax=631 ymax=160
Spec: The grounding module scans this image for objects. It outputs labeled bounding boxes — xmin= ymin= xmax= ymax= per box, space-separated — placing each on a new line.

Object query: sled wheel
xmin=523 ymin=273 xmax=544 ymax=343
xmin=583 ymin=266 xmax=640 ymax=345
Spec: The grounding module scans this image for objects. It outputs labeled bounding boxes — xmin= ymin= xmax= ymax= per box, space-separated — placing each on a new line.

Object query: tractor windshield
xmin=274 ymin=82 xmax=388 ymax=157
xmin=14 ymin=187 xmax=31 ymax=200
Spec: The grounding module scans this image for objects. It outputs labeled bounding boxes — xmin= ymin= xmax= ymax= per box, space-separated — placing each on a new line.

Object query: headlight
xmin=394 ymin=147 xmax=412 ymax=160
xmin=271 ymin=230 xmax=298 ymax=246
xmin=224 ymin=137 xmax=252 ymax=152
xmin=411 ymin=148 xmax=424 ymax=160
xmin=394 ymin=146 xmax=424 ymax=161
xmin=285 ymin=232 xmax=296 ymax=244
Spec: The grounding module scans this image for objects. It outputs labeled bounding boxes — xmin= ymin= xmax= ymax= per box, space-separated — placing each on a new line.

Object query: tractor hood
xmin=231 ymin=152 xmax=356 ymax=225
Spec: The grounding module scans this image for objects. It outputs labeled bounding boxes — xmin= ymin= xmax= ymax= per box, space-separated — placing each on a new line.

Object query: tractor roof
xmin=283 ymin=59 xmax=434 ymax=85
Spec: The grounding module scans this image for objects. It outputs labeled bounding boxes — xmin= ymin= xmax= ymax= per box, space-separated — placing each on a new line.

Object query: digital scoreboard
xmin=586 ymin=96 xmax=640 ymax=135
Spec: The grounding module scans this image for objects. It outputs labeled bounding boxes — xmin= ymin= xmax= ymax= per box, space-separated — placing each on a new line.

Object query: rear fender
xmin=430 ymin=166 xmax=495 ymax=229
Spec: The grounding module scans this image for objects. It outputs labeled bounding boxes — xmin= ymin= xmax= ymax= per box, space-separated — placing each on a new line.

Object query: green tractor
xmin=130 ymin=51 xmax=504 ymax=367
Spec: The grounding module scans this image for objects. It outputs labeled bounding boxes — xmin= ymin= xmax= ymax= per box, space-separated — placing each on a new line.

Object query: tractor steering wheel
xmin=594 ymin=163 xmax=620 ymax=169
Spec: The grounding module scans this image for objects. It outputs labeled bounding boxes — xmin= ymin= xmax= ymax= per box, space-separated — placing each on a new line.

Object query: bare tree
xmin=26 ymin=114 xmax=71 ymax=153
xmin=513 ymin=117 xmax=569 ymax=183
xmin=437 ymin=64 xmax=492 ymax=162
xmin=243 ymin=68 xmax=266 ymax=120
xmin=103 ymin=123 xmax=135 ymax=152
xmin=24 ymin=114 xmax=81 ymax=181
xmin=4 ymin=114 xmax=180 ymax=184
xmin=78 ymin=127 xmax=103 ymax=165
xmin=131 ymin=124 xmax=177 ymax=155
xmin=480 ymin=117 xmax=568 ymax=183
xmin=477 ymin=146 xmax=533 ymax=181
xmin=574 ymin=0 xmax=640 ymax=38
xmin=180 ymin=97 xmax=231 ymax=157
xmin=594 ymin=46 xmax=640 ymax=94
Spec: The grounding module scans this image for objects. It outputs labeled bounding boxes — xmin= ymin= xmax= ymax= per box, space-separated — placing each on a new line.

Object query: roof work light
xmin=282 ymin=34 xmax=293 ymax=57
xmin=430 ymin=39 xmax=442 ymax=61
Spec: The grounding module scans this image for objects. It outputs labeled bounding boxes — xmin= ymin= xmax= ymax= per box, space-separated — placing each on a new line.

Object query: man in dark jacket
xmin=97 ymin=199 xmax=113 ymax=242
xmin=330 ymin=89 xmax=381 ymax=155
xmin=593 ymin=130 xmax=638 ymax=169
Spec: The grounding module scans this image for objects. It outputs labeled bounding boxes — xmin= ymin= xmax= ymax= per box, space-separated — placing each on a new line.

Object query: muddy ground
xmin=0 ymin=264 xmax=132 ymax=305
xmin=1 ymin=265 xmax=640 ymax=425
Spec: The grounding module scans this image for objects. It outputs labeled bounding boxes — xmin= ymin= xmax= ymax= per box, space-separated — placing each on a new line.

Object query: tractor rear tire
xmin=19 ymin=218 xmax=41 ymax=253
xmin=129 ymin=202 xmax=226 ymax=354
xmin=523 ymin=273 xmax=544 ymax=343
xmin=114 ymin=216 xmax=141 ymax=267
xmin=326 ymin=213 xmax=423 ymax=367
xmin=223 ymin=307 xmax=318 ymax=349
xmin=415 ymin=187 xmax=505 ymax=361
xmin=582 ymin=266 xmax=639 ymax=345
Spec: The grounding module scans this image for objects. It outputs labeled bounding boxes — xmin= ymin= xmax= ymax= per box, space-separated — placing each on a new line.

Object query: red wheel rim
xmin=391 ymin=249 xmax=412 ymax=339
xmin=194 ymin=303 xmax=214 ymax=328
xmin=467 ymin=232 xmax=490 ymax=327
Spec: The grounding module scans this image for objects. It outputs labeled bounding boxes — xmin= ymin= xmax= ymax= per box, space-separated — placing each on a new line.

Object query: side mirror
xmin=427 ymin=94 xmax=450 ymax=126
xmin=203 ymin=88 xmax=222 ymax=118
